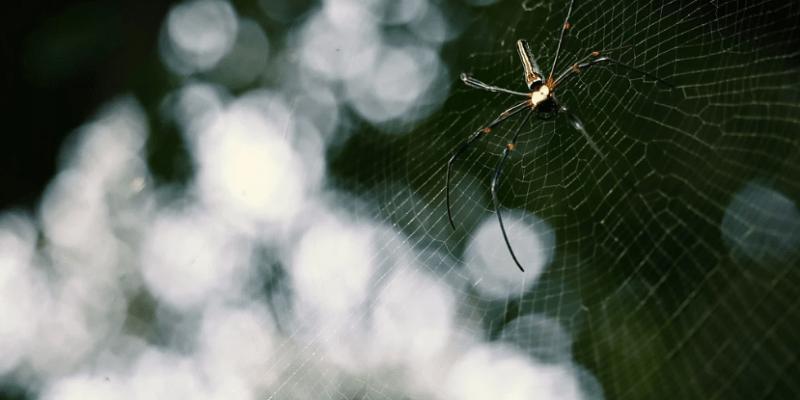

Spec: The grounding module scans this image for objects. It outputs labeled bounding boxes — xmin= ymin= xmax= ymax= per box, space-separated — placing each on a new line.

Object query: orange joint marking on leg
xmin=483 ymin=127 xmax=492 ymax=133
xmin=508 ymin=143 xmax=515 ymax=150
xmin=592 ymin=51 xmax=600 ymax=56
xmin=571 ymin=65 xmax=580 ymax=73
xmin=564 ymin=22 xmax=570 ymax=29
xmin=501 ymin=111 xmax=510 ymax=117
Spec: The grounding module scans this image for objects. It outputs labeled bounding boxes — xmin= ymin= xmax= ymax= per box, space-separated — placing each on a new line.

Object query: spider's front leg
xmin=461 ymin=73 xmax=530 ymax=97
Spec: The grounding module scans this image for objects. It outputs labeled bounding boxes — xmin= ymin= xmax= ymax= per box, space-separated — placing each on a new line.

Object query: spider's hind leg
xmin=558 ymin=103 xmax=642 ymax=191
xmin=447 ymin=100 xmax=531 ymax=230
xmin=558 ymin=104 xmax=608 ymax=163
xmin=490 ymin=111 xmax=533 ymax=272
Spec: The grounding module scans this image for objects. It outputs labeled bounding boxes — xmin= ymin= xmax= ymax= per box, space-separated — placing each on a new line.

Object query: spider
xmin=446 ymin=0 xmax=673 ymax=272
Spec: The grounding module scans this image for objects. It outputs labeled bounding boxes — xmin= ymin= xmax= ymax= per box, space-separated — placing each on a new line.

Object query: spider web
xmin=331 ymin=0 xmax=800 ymax=399
xmin=4 ymin=1 xmax=800 ymax=400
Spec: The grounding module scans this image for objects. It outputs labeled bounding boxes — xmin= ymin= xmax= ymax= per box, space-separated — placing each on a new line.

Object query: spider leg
xmin=560 ymin=45 xmax=633 ymax=71
xmin=549 ymin=0 xmax=576 ymax=79
xmin=557 ymin=103 xmax=608 ymax=163
xmin=556 ymin=100 xmax=641 ymax=189
xmin=555 ymin=56 xmax=674 ymax=88
xmin=490 ymin=110 xmax=533 ymax=272
xmin=447 ymin=100 xmax=531 ymax=230
xmin=460 ymin=73 xmax=530 ymax=97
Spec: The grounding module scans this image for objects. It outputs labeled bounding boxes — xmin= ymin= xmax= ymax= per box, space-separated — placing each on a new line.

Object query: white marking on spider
xmin=530 ymin=85 xmax=550 ymax=108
